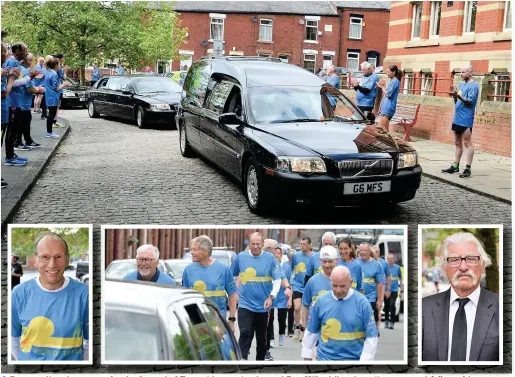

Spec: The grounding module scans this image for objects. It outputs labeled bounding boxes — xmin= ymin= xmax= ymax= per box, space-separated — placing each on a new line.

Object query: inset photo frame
xmin=7 ymin=224 xmax=93 ymax=365
xmin=101 ymin=225 xmax=408 ymax=365
xmin=418 ymin=224 xmax=503 ymax=366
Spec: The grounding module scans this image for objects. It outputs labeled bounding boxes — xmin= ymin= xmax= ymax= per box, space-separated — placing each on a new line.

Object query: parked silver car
xmin=104 ymin=279 xmax=241 ymax=361
xmin=164 ymin=259 xmax=192 ymax=285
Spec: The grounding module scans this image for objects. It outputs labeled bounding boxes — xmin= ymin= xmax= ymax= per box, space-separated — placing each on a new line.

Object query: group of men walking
xmin=124 ymin=231 xmax=403 ymax=361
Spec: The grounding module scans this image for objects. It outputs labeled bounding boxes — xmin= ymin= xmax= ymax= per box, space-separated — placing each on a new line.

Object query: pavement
xmin=0 ymin=111 xmax=510 ymax=229
xmin=1 ymin=114 xmax=70 ymax=230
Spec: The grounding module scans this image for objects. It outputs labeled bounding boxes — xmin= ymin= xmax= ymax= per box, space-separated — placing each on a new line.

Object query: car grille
xmin=338 ymin=159 xmax=393 ymax=178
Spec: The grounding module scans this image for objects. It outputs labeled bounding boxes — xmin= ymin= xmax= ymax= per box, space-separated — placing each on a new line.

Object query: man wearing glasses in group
xmin=124 ymin=244 xmax=176 ymax=285
xmin=11 ymin=232 xmax=89 ymax=361
xmin=421 ymin=232 xmax=499 ymax=362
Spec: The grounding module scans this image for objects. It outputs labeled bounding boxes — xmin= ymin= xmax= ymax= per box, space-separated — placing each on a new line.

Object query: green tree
xmin=11 ymin=227 xmax=90 ymax=259
xmin=2 ymin=1 xmax=186 ymax=84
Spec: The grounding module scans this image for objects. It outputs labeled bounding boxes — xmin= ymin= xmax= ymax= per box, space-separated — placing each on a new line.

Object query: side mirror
xmin=219 ymin=112 xmax=241 ymax=125
xmin=366 ymin=112 xmax=376 ymax=122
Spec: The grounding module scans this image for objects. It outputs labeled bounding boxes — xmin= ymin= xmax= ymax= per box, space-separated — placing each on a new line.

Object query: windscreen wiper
xmin=272 ymin=118 xmax=322 ymax=123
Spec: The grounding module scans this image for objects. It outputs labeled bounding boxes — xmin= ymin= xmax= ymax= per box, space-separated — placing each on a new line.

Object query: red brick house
xmin=164 ymin=1 xmax=390 ymax=73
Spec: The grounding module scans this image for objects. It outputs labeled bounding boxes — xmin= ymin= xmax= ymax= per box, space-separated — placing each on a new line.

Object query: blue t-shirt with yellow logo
xmin=306 ymin=252 xmax=323 ymax=277
xmin=231 ymin=251 xmax=283 ymax=313
xmin=388 ymin=263 xmax=402 ymax=292
xmin=11 ymin=278 xmax=89 ymax=361
xmin=358 ymin=258 xmax=385 ymax=303
xmin=337 ymin=259 xmax=363 ymax=292
xmin=378 ymin=258 xmax=391 ymax=280
xmin=274 ymin=262 xmax=289 ymax=309
xmin=453 ymin=80 xmax=479 ymax=127
xmin=302 ymin=272 xmax=331 ymax=312
xmin=307 ymin=290 xmax=377 ymax=361
xmin=292 ymin=251 xmax=312 ymax=293
xmin=182 ymin=259 xmax=237 ymax=317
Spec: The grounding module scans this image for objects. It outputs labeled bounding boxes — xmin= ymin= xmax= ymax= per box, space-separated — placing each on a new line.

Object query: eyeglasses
xmin=37 ymin=254 xmax=66 ymax=264
xmin=136 ymin=258 xmax=156 ymax=264
xmin=446 ymin=256 xmax=481 ymax=267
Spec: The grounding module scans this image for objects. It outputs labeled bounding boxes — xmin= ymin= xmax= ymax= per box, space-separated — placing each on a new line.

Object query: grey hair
xmin=287 ymin=248 xmax=295 ymax=258
xmin=441 ymin=232 xmax=492 ymax=278
xmin=360 ymin=242 xmax=371 ymax=250
xmin=263 ymin=238 xmax=278 ymax=250
xmin=322 ymin=231 xmax=336 ymax=245
xmin=136 ymin=244 xmax=159 ymax=259
xmin=191 ymin=235 xmax=213 ymax=256
xmin=360 ymin=61 xmax=372 ymax=70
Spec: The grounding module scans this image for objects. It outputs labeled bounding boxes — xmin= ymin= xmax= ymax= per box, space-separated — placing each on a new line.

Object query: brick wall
xmin=338 ymin=9 xmax=390 ymax=67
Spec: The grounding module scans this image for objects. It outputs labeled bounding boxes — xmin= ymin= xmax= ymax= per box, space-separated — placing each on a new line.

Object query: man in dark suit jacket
xmin=421 ymin=232 xmax=499 ymax=362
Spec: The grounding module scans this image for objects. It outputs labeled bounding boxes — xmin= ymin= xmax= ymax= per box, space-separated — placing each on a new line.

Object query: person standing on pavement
xmin=301 ymin=266 xmax=378 ymax=361
xmin=352 ymin=62 xmax=379 ymax=115
xmin=230 ymin=232 xmax=292 ymax=361
xmin=371 ymin=244 xmax=391 ymax=329
xmin=291 ymin=237 xmax=313 ymax=341
xmin=337 ymin=238 xmax=363 ymax=293
xmin=305 ymin=232 xmax=337 ymax=285
xmin=441 ymin=64 xmax=480 ymax=178
xmin=377 ymin=65 xmax=402 ymax=132
xmin=301 ymin=246 xmax=339 ymax=334
xmin=43 ymin=57 xmax=70 ymax=139
xmin=357 ymin=243 xmax=385 ymax=336
xmin=52 ymin=54 xmax=66 ymax=128
xmin=11 ymin=254 xmax=23 ymax=290
xmin=115 ymin=62 xmax=125 ymax=76
xmin=11 ymin=232 xmax=89 ymax=361
xmin=385 ymin=253 xmax=403 ymax=330
xmin=282 ymin=247 xmax=295 ymax=337
xmin=144 ymin=66 xmax=155 ymax=75
xmin=15 ymin=53 xmax=43 ymax=150
xmin=123 ymin=244 xmax=176 ymax=285
xmin=33 ymin=56 xmax=45 ymax=113
xmin=2 ymin=42 xmax=24 ymax=184
xmin=182 ymin=235 xmax=237 ymax=331
xmin=265 ymin=246 xmax=292 ymax=360
xmin=325 ymin=65 xmax=340 ymax=110
xmin=90 ymin=63 xmax=100 ymax=86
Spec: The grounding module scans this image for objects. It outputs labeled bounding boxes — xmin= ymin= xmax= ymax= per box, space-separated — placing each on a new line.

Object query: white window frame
xmin=210 ymin=17 xmax=225 ymax=41
xmin=403 ymin=73 xmax=414 ymax=95
xmin=493 ymin=73 xmax=511 ymax=102
xmin=349 ymin=17 xmax=363 ymax=39
xmin=303 ymin=54 xmax=317 ymax=73
xmin=323 ymin=54 xmax=333 ymax=68
xmin=305 ymin=20 xmax=319 ymax=42
xmin=463 ymin=1 xmax=477 ymax=34
xmin=346 ymin=52 xmax=360 ymax=72
xmin=278 ymin=54 xmax=289 ymax=63
xmin=503 ymin=1 xmax=512 ymax=31
xmin=259 ymin=18 xmax=273 ymax=41
xmin=421 ymin=73 xmax=433 ymax=96
xmin=411 ymin=2 xmax=423 ymax=40
xmin=367 ymin=55 xmax=377 ymax=67
xmin=429 ymin=1 xmax=442 ymax=38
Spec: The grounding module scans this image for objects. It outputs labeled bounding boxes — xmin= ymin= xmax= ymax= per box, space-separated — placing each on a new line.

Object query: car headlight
xmin=397 ymin=152 xmax=418 ymax=169
xmin=149 ymin=104 xmax=171 ymax=111
xmin=275 ymin=156 xmax=327 ymax=173
xmin=63 ymin=90 xmax=75 ymax=98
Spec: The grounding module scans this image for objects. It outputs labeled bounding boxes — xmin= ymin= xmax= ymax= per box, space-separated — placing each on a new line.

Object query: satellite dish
xmin=200 ymin=40 xmax=208 ymax=46
xmin=251 ymin=16 xmax=258 ymax=22
xmin=299 ymin=19 xmax=305 ymax=25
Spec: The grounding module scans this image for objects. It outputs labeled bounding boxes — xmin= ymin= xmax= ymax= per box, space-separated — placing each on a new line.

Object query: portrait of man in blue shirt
xmin=123 ymin=244 xmax=176 ymax=285
xmin=442 ymin=64 xmax=479 ymax=178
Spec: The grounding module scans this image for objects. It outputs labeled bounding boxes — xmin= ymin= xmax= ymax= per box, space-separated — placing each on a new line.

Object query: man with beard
xmin=123 ymin=244 xmax=176 ymax=285
xmin=421 ymin=232 xmax=499 ymax=361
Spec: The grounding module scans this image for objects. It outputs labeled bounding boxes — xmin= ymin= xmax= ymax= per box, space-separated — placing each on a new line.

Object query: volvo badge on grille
xmin=355 ymin=160 xmax=379 ymax=177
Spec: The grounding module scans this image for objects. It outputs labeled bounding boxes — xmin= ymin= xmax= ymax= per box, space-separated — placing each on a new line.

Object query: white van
xmin=376 ymin=234 xmax=405 ymax=266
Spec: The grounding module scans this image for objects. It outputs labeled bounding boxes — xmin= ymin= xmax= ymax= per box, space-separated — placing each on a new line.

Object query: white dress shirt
xmin=447 ymin=285 xmax=481 ymax=361
xmin=301 ymin=288 xmax=378 ymax=360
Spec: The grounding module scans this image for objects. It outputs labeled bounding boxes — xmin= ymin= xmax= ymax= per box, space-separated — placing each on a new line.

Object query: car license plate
xmin=343 ymin=181 xmax=391 ymax=195
xmin=80 ymin=97 xmax=86 ymax=102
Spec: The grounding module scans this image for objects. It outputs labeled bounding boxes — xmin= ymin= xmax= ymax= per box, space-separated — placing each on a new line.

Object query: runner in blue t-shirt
xmin=377 ymin=64 xmax=402 ymax=132
xmin=231 ymin=232 xmax=291 ymax=361
xmin=11 ymin=232 xmax=89 ymax=361
xmin=357 ymin=243 xmax=385 ymax=334
xmin=123 ymin=244 xmax=176 ymax=286
xmin=385 ymin=253 xmax=403 ymax=329
xmin=336 ymin=237 xmax=363 ymax=292
xmin=441 ymin=64 xmax=480 ymax=178
xmin=301 ymin=266 xmax=378 ymax=361
xmin=291 ymin=237 xmax=313 ymax=341
xmin=182 ymin=235 xmax=237 ymax=321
